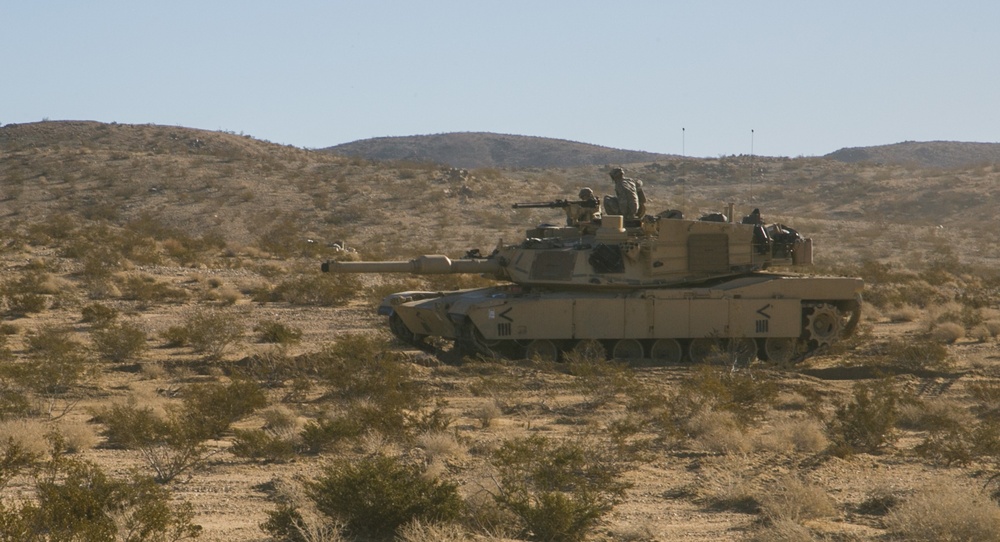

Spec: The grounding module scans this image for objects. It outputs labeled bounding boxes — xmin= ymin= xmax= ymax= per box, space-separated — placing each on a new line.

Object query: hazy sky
xmin=4 ymin=1 xmax=999 ymax=157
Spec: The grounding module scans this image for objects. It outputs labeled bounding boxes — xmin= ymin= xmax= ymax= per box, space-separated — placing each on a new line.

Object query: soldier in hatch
xmin=569 ymin=187 xmax=601 ymax=225
xmin=604 ymin=167 xmax=646 ymax=219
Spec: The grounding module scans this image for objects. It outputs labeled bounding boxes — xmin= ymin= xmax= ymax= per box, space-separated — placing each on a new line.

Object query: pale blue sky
xmin=3 ymin=1 xmax=998 ymax=157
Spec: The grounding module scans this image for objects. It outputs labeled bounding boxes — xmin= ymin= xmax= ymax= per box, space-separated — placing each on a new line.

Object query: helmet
xmin=609 ymin=167 xmax=625 ymax=179
xmin=578 ymin=187 xmax=595 ymax=199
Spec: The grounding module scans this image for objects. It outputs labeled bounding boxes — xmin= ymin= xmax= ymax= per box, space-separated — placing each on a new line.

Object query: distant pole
xmin=750 ymin=129 xmax=755 ymax=203
xmin=682 ymin=127 xmax=685 ymax=157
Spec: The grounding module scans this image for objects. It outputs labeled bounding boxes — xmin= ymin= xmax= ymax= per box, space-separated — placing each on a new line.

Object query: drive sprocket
xmin=804 ymin=303 xmax=843 ymax=347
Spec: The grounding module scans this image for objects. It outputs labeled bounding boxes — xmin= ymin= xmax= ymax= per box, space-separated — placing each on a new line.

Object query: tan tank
xmin=322 ymin=201 xmax=862 ymax=365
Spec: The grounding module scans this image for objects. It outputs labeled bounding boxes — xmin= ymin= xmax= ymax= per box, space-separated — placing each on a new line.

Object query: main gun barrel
xmin=322 ymin=254 xmax=502 ymax=275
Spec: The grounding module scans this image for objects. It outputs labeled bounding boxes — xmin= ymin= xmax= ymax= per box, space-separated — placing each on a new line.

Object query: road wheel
xmin=650 ymin=339 xmax=683 ymax=364
xmin=611 ymin=339 xmax=644 ymax=360
xmin=763 ymin=337 xmax=798 ymax=367
xmin=525 ymin=339 xmax=558 ymax=361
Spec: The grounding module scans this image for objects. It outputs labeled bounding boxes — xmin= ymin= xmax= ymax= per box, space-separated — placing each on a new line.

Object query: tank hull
xmin=381 ymin=273 xmax=862 ymax=365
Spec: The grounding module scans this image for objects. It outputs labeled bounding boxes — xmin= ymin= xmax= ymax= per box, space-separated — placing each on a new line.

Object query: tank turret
xmin=322 ymin=202 xmax=863 ymax=366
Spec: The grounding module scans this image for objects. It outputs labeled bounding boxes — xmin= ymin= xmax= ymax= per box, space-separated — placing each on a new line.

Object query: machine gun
xmin=512 ymin=199 xmax=598 ymax=210
xmin=513 ymin=199 xmax=600 ymax=226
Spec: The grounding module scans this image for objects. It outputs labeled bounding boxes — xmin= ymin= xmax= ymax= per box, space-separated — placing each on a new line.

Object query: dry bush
xmin=929 ymin=321 xmax=966 ymax=344
xmin=695 ymin=458 xmax=760 ymax=514
xmin=0 ymin=419 xmax=51 ymax=457
xmin=755 ymin=418 xmax=829 ymax=454
xmin=417 ymin=431 xmax=465 ymax=464
xmin=896 ymin=397 xmax=973 ymax=432
xmin=55 ymin=420 xmax=99 ymax=452
xmin=395 ymin=519 xmax=471 ymax=542
xmin=747 ymin=518 xmax=815 ymax=542
xmin=469 ymin=400 xmax=501 ymax=429
xmin=887 ymin=304 xmax=921 ymax=323
xmin=758 ymin=474 xmax=836 ymax=522
xmin=885 ymin=479 xmax=1000 ymax=541
xmin=686 ymin=410 xmax=752 ymax=454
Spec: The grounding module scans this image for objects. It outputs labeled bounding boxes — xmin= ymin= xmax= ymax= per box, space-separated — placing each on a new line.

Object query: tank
xmin=321 ymin=200 xmax=863 ymax=365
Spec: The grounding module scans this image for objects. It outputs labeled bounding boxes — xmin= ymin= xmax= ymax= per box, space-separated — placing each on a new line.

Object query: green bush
xmin=298 ymin=335 xmax=437 ymax=451
xmin=254 ymin=319 xmax=303 ymax=345
xmin=489 ymin=435 xmax=631 ymax=542
xmin=230 ymin=429 xmax=298 ymax=463
xmin=96 ymin=400 xmax=207 ymax=483
xmin=262 ymin=454 xmax=463 ymax=541
xmin=98 ymin=380 xmax=265 ymax=482
xmin=80 ymin=303 xmax=119 ymax=327
xmin=828 ymin=378 xmax=899 ymax=456
xmin=182 ymin=379 xmax=268 ymax=439
xmin=18 ymin=325 xmax=95 ymax=417
xmin=91 ymin=320 xmax=148 ymax=362
xmin=0 ymin=457 xmax=201 ymax=540
xmin=659 ymin=365 xmax=779 ymax=431
xmin=181 ymin=308 xmax=245 ymax=359
xmin=269 ymin=272 xmax=361 ymax=306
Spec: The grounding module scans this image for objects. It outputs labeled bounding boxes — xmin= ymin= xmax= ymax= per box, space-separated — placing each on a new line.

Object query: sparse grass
xmin=885 ymin=479 xmax=1000 ymax=541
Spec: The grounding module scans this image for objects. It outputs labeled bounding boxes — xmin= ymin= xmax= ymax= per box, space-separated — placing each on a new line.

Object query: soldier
xmin=573 ymin=187 xmax=601 ymax=224
xmin=604 ymin=167 xmax=645 ymax=219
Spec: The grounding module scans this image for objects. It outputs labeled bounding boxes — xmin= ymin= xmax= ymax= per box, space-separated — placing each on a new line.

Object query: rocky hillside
xmin=322 ymin=132 xmax=674 ymax=169
xmin=826 ymin=140 xmax=1000 ymax=168
xmin=4 ymin=121 xmax=1000 ymax=269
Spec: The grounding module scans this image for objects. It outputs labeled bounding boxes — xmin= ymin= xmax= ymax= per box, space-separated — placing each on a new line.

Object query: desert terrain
xmin=2 ymin=121 xmax=1000 ymax=541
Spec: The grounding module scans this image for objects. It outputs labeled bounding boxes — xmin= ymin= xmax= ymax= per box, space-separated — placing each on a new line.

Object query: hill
xmin=321 ymin=132 xmax=674 ymax=168
xmin=826 ymin=140 xmax=1000 ymax=168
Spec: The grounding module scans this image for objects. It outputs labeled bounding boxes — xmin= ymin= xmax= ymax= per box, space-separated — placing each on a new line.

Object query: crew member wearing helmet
xmin=605 ymin=167 xmax=645 ymax=219
xmin=568 ymin=187 xmax=601 ymax=225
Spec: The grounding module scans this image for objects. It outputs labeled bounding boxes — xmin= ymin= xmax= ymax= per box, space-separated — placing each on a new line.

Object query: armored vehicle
xmin=322 ymin=201 xmax=862 ymax=365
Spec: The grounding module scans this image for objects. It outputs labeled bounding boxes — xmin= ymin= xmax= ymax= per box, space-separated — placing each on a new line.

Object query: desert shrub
xmin=686 ymin=410 xmax=752 ymax=454
xmin=930 ymin=321 xmax=966 ymax=344
xmin=268 ymin=272 xmax=361 ymax=306
xmin=694 ymin=459 xmax=760 ymax=514
xmin=665 ymin=365 xmax=779 ymax=429
xmin=90 ymin=320 xmax=148 ymax=362
xmin=99 ymin=381 xmax=264 ymax=482
xmin=96 ymin=400 xmax=208 ymax=483
xmin=489 ymin=435 xmax=631 ymax=542
xmin=0 ymin=271 xmax=51 ymax=315
xmin=755 ymin=418 xmax=829 ymax=454
xmin=231 ymin=429 xmax=298 ymax=463
xmin=914 ymin=417 xmax=1000 ymax=466
xmin=14 ymin=325 xmax=95 ymax=417
xmin=255 ymin=319 xmax=303 ymax=345
xmin=262 ymin=454 xmax=463 ymax=541
xmin=885 ymin=480 xmax=1000 ymax=541
xmin=298 ymin=335 xmax=439 ymax=451
xmin=871 ymin=336 xmax=951 ymax=371
xmin=0 ymin=437 xmax=41 ymax=490
xmin=758 ymin=474 xmax=836 ymax=522
xmin=828 ymin=378 xmax=899 ymax=456
xmin=180 ymin=307 xmax=244 ymax=359
xmin=116 ymin=273 xmax=188 ymax=304
xmin=181 ymin=378 xmax=268 ymax=439
xmin=0 ymin=457 xmax=201 ymax=541
xmin=80 ymin=302 xmax=119 ymax=327
xmin=566 ymin=356 xmax=640 ymax=408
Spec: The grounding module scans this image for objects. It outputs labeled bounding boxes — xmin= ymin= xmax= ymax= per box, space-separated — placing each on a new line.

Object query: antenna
xmin=682 ymin=127 xmax=685 ymax=157
xmin=750 ymin=129 xmax=755 ymax=204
